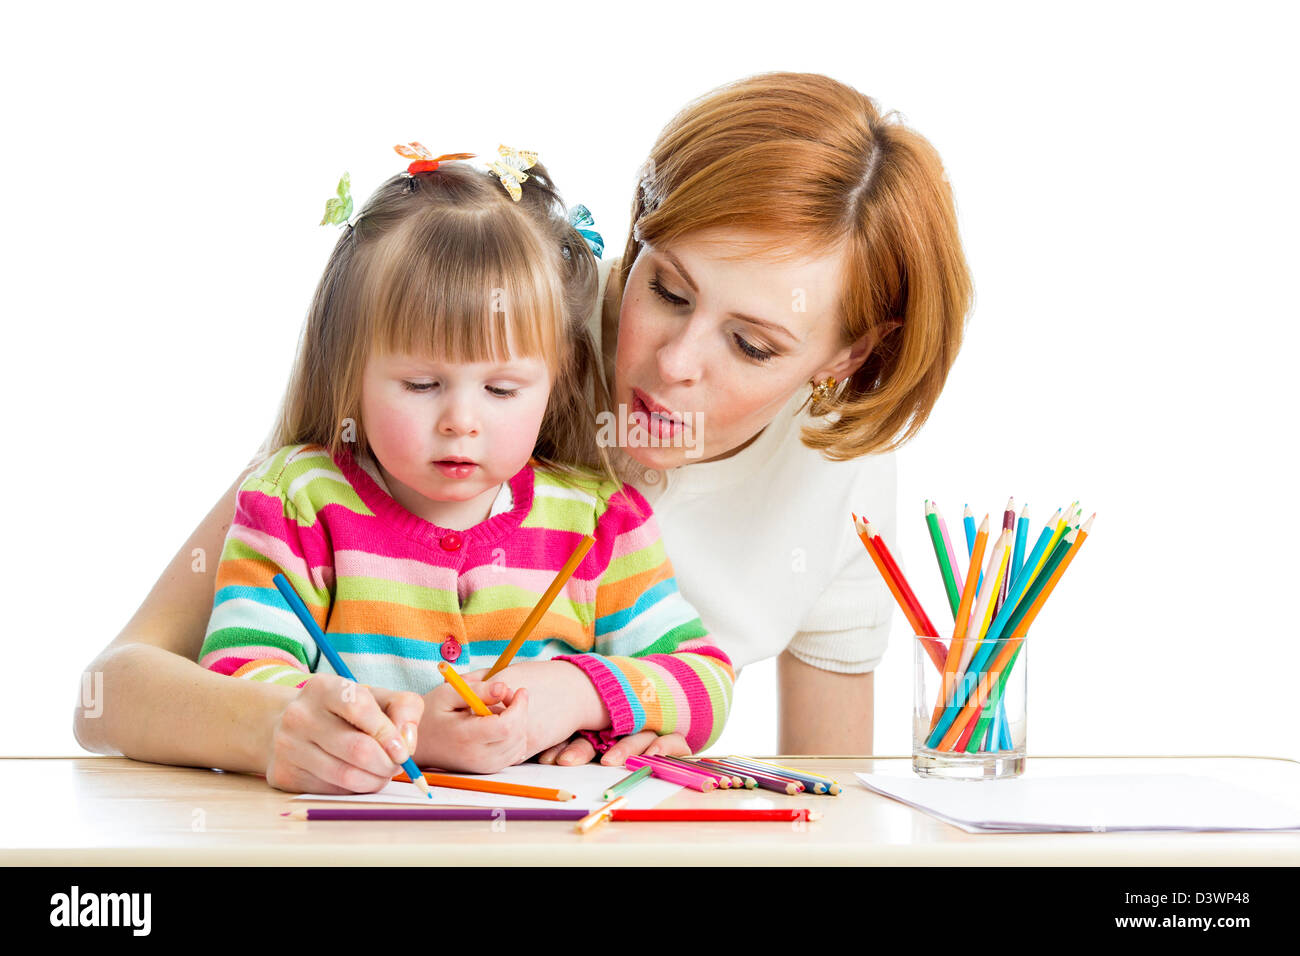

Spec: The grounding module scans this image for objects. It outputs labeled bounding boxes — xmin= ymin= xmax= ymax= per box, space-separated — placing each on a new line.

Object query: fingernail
xmin=386 ymin=737 xmax=408 ymax=761
xmin=402 ymin=723 xmax=418 ymax=754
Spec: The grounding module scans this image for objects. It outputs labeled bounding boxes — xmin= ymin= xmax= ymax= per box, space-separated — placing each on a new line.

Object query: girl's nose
xmin=438 ymin=393 xmax=480 ymax=437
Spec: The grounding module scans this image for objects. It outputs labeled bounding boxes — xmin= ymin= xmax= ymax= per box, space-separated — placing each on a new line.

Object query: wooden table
xmin=5 ymin=755 xmax=1299 ymax=865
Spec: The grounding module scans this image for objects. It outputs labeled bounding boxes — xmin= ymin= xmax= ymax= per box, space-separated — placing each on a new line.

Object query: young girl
xmin=198 ymin=148 xmax=734 ymax=791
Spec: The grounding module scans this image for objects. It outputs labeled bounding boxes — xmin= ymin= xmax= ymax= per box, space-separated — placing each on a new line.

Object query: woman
xmin=73 ymin=72 xmax=971 ymax=781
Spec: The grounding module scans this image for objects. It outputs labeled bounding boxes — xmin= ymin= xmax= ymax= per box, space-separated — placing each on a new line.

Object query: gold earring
xmin=809 ymin=376 xmax=837 ymax=411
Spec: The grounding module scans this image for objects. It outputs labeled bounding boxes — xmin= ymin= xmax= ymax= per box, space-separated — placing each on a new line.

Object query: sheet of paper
xmin=856 ymin=772 xmax=1300 ymax=833
xmin=293 ymin=762 xmax=681 ymax=810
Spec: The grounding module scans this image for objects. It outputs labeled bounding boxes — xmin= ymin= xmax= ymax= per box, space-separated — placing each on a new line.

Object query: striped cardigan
xmin=199 ymin=443 xmax=734 ymax=752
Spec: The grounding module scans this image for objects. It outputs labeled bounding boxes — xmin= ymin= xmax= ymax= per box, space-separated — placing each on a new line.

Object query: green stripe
xmin=200 ymin=627 xmax=311 ymax=666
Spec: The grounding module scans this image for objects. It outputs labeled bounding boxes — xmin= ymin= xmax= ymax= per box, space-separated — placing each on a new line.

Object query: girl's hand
xmin=415 ymin=676 xmax=531 ymax=774
xmin=265 ymin=675 xmax=425 ymax=794
xmin=458 ymin=661 xmax=607 ymax=760
xmin=535 ymin=731 xmax=691 ymax=767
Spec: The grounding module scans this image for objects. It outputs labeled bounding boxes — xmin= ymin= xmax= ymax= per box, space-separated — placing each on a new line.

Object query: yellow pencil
xmin=437 ymin=662 xmax=494 ymax=717
xmin=486 ymin=534 xmax=596 ymax=679
xmin=575 ymin=795 xmax=627 ymax=834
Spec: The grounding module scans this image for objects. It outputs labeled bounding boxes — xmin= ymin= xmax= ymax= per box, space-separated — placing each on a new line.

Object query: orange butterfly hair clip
xmin=394 ymin=143 xmax=475 ymax=174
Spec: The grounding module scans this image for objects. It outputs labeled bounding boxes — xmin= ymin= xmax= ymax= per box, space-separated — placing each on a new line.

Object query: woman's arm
xmin=776 ymin=651 xmax=874 ymax=754
xmin=72 ymin=464 xmax=297 ymax=774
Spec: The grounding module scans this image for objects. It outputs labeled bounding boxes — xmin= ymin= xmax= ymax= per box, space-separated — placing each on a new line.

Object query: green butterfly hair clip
xmin=320 ymin=172 xmax=355 ymax=227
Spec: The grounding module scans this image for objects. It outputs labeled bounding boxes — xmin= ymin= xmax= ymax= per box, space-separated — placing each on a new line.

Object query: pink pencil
xmin=625 ymin=755 xmax=717 ymax=792
xmin=936 ymin=508 xmax=965 ymax=597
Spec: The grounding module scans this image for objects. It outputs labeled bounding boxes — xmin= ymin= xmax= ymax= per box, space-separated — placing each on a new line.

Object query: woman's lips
xmin=434 ymin=460 xmax=477 ymax=479
xmin=631 ymin=389 xmax=685 ymax=438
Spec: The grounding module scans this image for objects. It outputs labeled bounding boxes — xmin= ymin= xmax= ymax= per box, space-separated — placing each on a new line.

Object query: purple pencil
xmin=284 ymin=808 xmax=589 ymax=821
xmin=701 ymin=758 xmax=804 ymax=795
xmin=994 ymin=497 xmax=1016 ymax=616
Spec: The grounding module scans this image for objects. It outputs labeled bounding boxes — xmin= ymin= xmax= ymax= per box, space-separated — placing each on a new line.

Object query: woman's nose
xmin=656 ymin=318 xmax=705 ymax=386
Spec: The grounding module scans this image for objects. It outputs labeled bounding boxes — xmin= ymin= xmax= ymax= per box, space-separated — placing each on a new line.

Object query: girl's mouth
xmin=434 ymin=460 xmax=478 ymax=479
xmin=632 ymin=389 xmax=685 ymax=439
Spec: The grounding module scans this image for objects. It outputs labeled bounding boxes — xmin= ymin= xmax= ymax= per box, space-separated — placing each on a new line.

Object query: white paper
xmin=293 ymin=762 xmax=681 ymax=810
xmin=856 ymin=772 xmax=1300 ymax=833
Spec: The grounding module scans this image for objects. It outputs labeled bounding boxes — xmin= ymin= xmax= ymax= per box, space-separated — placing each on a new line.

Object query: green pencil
xmin=602 ymin=766 xmax=653 ymax=800
xmin=925 ymin=500 xmax=961 ymax=617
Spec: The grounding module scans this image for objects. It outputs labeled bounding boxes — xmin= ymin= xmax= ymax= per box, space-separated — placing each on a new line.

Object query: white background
xmin=4 ymin=2 xmax=1297 ymax=762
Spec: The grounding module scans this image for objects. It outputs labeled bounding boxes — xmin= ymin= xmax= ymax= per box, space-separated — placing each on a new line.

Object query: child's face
xmin=360 ymin=349 xmax=552 ymax=513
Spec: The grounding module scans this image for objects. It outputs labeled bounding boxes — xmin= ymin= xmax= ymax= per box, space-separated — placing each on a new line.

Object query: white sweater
xmin=587 ymin=258 xmax=898 ymax=674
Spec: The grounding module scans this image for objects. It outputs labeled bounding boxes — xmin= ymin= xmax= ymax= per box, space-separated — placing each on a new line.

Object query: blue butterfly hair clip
xmin=567 ymin=204 xmax=604 ymax=259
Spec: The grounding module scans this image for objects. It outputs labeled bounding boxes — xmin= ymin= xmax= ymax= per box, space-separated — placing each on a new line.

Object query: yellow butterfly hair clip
xmin=486 ymin=145 xmax=538 ymax=202
xmin=393 ymin=143 xmax=476 ymax=174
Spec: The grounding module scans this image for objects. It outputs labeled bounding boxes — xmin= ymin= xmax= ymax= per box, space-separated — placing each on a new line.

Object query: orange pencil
xmin=931 ymin=516 xmax=988 ymax=731
xmin=852 ymin=514 xmax=946 ymax=671
xmin=486 ymin=534 xmax=595 ymax=678
xmin=936 ymin=517 xmax=1092 ymax=750
xmin=393 ymin=770 xmax=576 ymax=802
xmin=437 ymin=662 xmax=494 ymax=717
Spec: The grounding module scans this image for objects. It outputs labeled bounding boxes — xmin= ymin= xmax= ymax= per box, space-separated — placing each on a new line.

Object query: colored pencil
xmin=718 ymin=756 xmax=833 ymax=795
xmin=955 ymin=529 xmax=1011 ymax=679
xmin=1011 ymin=504 xmax=1030 ymax=596
xmin=925 ymin=500 xmax=961 ymax=618
xmin=602 ymin=766 xmax=652 ymax=800
xmin=861 ymin=517 xmax=941 ymax=641
xmin=852 ymin=515 xmax=946 ymax=670
xmin=658 ymin=755 xmax=738 ymax=788
xmin=485 ymin=534 xmax=595 ymax=678
xmin=639 ymin=754 xmax=730 ymax=788
xmin=286 ymin=808 xmax=589 ymax=822
xmin=283 ymin=807 xmax=821 ymax=823
xmin=576 ymin=795 xmax=627 ymax=834
xmin=756 ymin=760 xmax=843 ymax=795
xmin=272 ymin=573 xmax=433 ymax=801
xmin=393 ymin=770 xmax=574 ymax=802
xmin=963 ymin=504 xmax=983 ymax=592
xmin=937 ymin=507 xmax=965 ymax=598
xmin=700 ymin=758 xmax=804 ymax=795
xmin=625 ymin=755 xmax=716 ymax=792
xmin=436 ymin=662 xmax=494 ymax=717
xmin=931 ymin=516 xmax=988 ymax=731
xmin=994 ymin=497 xmax=1016 ymax=617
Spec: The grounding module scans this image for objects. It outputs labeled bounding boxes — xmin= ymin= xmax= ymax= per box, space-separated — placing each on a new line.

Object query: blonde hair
xmin=613 ymin=71 xmax=974 ymax=460
xmin=255 ymin=160 xmax=618 ymax=486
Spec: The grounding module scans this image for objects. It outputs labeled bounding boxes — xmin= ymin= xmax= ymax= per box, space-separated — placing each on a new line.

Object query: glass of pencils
xmin=854 ymin=500 xmax=1093 ymax=780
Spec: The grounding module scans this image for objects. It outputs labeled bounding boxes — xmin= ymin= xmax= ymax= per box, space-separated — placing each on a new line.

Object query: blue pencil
xmin=963 ymin=504 xmax=983 ymax=593
xmin=271 ymin=573 xmax=433 ymax=799
xmin=1012 ymin=504 xmax=1030 ymax=589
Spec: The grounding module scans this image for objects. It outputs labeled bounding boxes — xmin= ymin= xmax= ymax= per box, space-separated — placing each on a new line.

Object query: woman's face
xmin=613 ymin=227 xmax=869 ymax=470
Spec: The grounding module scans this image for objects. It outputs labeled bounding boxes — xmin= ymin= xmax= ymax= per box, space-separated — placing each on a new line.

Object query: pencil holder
xmin=913 ymin=633 xmax=1026 ymax=779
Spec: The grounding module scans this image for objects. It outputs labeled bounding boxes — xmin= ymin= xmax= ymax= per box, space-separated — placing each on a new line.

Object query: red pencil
xmin=853 ymin=514 xmax=946 ymax=670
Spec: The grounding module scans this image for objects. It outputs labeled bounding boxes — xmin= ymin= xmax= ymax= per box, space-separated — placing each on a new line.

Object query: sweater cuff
xmin=552 ymin=654 xmax=637 ymax=736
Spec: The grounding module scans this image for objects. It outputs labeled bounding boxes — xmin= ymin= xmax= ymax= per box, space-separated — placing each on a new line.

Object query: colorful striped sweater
xmin=199 ymin=443 xmax=735 ymax=752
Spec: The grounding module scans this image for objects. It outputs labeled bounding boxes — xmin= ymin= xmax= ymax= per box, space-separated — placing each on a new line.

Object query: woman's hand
xmin=264 ymin=675 xmax=425 ymax=794
xmin=535 ymin=730 xmax=691 ymax=767
xmin=415 ymin=676 xmax=530 ymax=774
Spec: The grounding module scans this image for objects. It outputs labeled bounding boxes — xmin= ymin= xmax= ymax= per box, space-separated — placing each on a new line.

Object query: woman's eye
xmin=649 ymin=275 xmax=687 ymax=306
xmin=733 ymin=334 xmax=775 ymax=362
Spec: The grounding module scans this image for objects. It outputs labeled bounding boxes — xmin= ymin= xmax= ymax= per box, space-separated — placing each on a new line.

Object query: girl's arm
xmin=72 ymin=464 xmax=299 ymax=774
xmin=551 ymin=483 xmax=736 ymax=754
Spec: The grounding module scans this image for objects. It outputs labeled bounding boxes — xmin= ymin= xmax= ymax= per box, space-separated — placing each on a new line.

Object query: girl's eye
xmin=403 ymin=381 xmax=435 ymax=392
xmin=404 ymin=381 xmax=518 ymax=398
xmin=487 ymin=386 xmax=519 ymax=398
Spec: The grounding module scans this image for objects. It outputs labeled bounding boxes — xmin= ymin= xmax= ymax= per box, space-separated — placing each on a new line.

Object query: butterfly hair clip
xmin=320 ymin=172 xmax=355 ymax=227
xmin=486 ymin=145 xmax=538 ymax=202
xmin=394 ymin=143 xmax=476 ymax=174
xmin=566 ymin=204 xmax=604 ymax=259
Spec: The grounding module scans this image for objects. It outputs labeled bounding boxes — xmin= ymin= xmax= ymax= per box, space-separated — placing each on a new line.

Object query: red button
xmin=441 ymin=533 xmax=462 ymax=551
xmin=440 ymin=637 xmax=462 ymax=662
